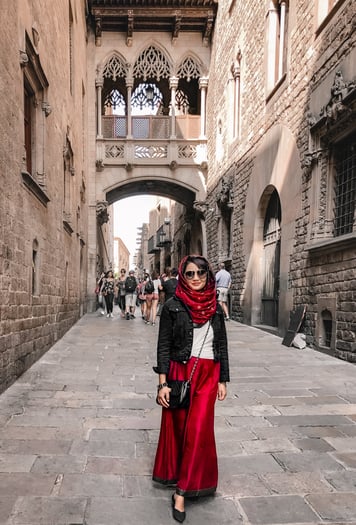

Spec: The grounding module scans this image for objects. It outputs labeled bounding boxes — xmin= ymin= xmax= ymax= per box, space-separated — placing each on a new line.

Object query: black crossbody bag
xmin=167 ymin=321 xmax=211 ymax=409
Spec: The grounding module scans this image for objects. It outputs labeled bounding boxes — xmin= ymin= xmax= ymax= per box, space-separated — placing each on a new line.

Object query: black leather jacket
xmin=153 ymin=296 xmax=230 ymax=383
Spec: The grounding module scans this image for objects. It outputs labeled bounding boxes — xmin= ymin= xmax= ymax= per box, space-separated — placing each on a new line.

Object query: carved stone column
xmin=95 ymin=72 xmax=103 ymax=139
xmin=169 ymin=76 xmax=178 ymax=139
xmin=199 ymin=77 xmax=208 ymax=139
xmin=126 ymin=77 xmax=133 ymax=138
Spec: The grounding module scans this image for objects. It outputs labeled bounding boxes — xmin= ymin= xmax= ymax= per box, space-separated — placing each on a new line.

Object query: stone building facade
xmin=205 ymin=0 xmax=356 ymax=361
xmin=0 ymin=1 xmax=89 ymax=391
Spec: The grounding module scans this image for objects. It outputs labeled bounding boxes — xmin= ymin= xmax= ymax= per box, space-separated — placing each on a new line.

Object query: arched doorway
xmin=261 ymin=189 xmax=281 ymax=327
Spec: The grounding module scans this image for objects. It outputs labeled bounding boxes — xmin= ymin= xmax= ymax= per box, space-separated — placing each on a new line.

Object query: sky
xmin=113 ymin=195 xmax=158 ymax=263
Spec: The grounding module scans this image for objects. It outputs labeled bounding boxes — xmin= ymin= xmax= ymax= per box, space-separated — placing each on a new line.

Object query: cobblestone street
xmin=1 ymin=309 xmax=356 ymax=525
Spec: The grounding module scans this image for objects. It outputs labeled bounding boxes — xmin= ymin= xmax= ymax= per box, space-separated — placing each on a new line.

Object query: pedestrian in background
xmin=153 ymin=255 xmax=230 ymax=523
xmin=124 ymin=270 xmax=139 ymax=319
xmin=101 ymin=270 xmax=115 ymax=318
xmin=215 ymin=262 xmax=232 ymax=320
xmin=116 ymin=268 xmax=127 ymax=318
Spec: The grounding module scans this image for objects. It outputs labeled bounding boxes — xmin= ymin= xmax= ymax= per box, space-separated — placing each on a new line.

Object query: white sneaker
xmin=110 ymin=313 xmax=114 ymax=317
xmin=106 ymin=314 xmax=110 ymax=318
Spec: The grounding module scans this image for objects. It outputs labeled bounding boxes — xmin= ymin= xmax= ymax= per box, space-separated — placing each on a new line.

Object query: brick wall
xmin=0 ymin=1 xmax=89 ymax=391
xmin=206 ymin=0 xmax=356 ymax=360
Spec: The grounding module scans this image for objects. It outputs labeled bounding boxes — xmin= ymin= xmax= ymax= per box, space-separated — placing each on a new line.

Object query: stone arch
xmin=242 ymin=123 xmax=302 ymax=335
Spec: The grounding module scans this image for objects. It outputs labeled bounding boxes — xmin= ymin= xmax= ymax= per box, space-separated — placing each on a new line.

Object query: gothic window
xmin=333 ymin=133 xmax=356 ymax=237
xmin=133 ymin=46 xmax=171 ymax=81
xmin=266 ymin=0 xmax=288 ymax=93
xmin=102 ymin=54 xmax=128 ymax=117
xmin=175 ymin=89 xmax=190 ymax=114
xmin=103 ymin=54 xmax=128 ymax=81
xmin=22 ymin=33 xmax=49 ymax=187
xmin=131 ymin=83 xmax=163 ymax=114
xmin=177 ymin=57 xmax=201 ymax=82
xmin=104 ymin=90 xmax=126 ymax=113
xmin=177 ymin=56 xmax=201 ymax=116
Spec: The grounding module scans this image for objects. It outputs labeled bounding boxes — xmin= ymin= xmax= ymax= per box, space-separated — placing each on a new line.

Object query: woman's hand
xmin=217 ymin=382 xmax=227 ymax=401
xmin=156 ymin=386 xmax=171 ymax=408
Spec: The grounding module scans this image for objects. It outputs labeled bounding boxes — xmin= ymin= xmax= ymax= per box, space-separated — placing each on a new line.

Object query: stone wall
xmin=206 ymin=0 xmax=356 ymax=360
xmin=0 ymin=0 xmax=89 ymax=391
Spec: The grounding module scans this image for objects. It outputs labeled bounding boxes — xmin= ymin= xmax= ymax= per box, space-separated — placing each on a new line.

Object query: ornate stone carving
xmin=19 ymin=51 xmax=29 ymax=67
xmin=309 ymin=71 xmax=356 ymax=130
xmin=216 ymin=176 xmax=234 ymax=210
xmin=193 ymin=200 xmax=209 ymax=219
xmin=301 ymin=149 xmax=324 ymax=177
xmin=96 ymin=201 xmax=109 ymax=225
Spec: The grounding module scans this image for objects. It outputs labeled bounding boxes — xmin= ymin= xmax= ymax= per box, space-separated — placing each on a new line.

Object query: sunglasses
xmin=184 ymin=269 xmax=207 ymax=280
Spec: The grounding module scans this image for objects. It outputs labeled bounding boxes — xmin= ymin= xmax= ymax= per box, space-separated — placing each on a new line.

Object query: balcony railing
xmin=98 ymin=115 xmax=207 ymax=168
xmin=102 ymin=115 xmax=201 ymax=140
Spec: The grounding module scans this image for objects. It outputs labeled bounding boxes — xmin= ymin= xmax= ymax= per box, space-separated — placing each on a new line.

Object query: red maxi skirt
xmin=152 ymin=358 xmax=220 ymax=497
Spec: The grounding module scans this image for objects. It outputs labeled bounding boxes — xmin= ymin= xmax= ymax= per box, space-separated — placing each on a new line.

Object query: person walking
xmin=215 ymin=262 xmax=232 ymax=320
xmin=153 ymin=255 xmax=230 ymax=523
xmin=101 ymin=270 xmax=115 ymax=317
xmin=161 ymin=266 xmax=178 ymax=302
xmin=124 ymin=270 xmax=139 ymax=319
xmin=116 ymin=268 xmax=127 ymax=318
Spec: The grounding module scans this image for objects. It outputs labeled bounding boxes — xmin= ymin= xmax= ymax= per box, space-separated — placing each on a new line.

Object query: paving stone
xmin=0 ymin=454 xmax=36 ymax=473
xmin=240 ymin=437 xmax=299 ymax=454
xmin=239 ymin=494 xmax=320 ymax=524
xmin=59 ymin=473 xmax=123 ymax=497
xmin=219 ymin=473 xmax=272 ymax=497
xmin=332 ymin=452 xmax=356 ymax=469
xmin=273 ymin=451 xmax=345 ymax=473
xmin=325 ymin=471 xmax=356 ymax=491
xmin=7 ymin=496 xmax=87 ymax=525
xmin=261 ymin=472 xmax=334 ymax=495
xmin=0 ymin=473 xmax=56 ymax=495
xmin=323 ymin=436 xmax=356 ymax=451
xmin=30 ymin=455 xmax=87 ymax=474
xmin=292 ymin=438 xmax=336 ymax=452
xmin=0 ymin=439 xmax=72 ymax=455
xmin=306 ymin=493 xmax=356 ymax=521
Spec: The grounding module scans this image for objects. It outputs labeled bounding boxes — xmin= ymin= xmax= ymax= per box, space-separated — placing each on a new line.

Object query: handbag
xmin=167 ymin=321 xmax=211 ymax=409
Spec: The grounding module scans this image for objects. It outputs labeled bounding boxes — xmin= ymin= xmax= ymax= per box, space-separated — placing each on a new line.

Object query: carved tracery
xmin=133 ymin=46 xmax=171 ymax=81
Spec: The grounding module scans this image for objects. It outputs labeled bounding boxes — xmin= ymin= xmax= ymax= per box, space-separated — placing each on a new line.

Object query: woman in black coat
xmin=153 ymin=255 xmax=230 ymax=523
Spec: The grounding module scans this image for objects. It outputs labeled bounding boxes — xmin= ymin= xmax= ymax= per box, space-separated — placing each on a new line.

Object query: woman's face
xmin=184 ymin=262 xmax=207 ymax=292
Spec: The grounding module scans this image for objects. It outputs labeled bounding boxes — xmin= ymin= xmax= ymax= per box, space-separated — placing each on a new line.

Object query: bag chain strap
xmin=188 ymin=320 xmax=211 ymax=384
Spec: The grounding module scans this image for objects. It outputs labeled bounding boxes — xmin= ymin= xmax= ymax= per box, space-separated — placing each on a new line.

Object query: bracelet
xmin=157 ymin=382 xmax=168 ymax=390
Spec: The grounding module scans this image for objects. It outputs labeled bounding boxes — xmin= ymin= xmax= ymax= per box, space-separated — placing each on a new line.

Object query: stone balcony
xmin=96 ymin=114 xmax=207 ymax=169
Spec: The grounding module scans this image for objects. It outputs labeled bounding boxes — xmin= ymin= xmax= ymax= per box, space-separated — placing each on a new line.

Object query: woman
xmin=153 ymin=255 xmax=229 ymax=523
xmin=116 ymin=268 xmax=127 ymax=318
xmin=100 ymin=270 xmax=115 ymax=318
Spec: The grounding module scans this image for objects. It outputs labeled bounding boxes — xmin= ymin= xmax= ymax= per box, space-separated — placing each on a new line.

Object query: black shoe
xmin=126 ymin=313 xmax=130 ymax=320
xmin=172 ymin=493 xmax=186 ymax=523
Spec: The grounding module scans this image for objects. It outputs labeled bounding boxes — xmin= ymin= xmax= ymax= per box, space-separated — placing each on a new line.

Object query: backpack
xmin=145 ymin=279 xmax=154 ymax=294
xmin=125 ymin=276 xmax=137 ymax=293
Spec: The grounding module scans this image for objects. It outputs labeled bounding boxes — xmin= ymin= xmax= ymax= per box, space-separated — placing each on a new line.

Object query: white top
xmin=190 ymin=321 xmax=214 ymax=359
xmin=153 ymin=278 xmax=161 ymax=293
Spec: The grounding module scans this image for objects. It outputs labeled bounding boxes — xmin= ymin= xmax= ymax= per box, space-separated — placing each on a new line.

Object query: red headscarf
xmin=175 ymin=255 xmax=217 ymax=325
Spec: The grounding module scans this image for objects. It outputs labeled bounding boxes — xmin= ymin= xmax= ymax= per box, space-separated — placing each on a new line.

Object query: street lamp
xmin=146 ymin=85 xmax=154 ymax=109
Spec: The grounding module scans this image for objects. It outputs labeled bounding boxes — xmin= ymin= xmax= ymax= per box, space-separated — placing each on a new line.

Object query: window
xmin=316 ymin=0 xmax=344 ymax=29
xmin=333 ymin=133 xmax=356 ymax=237
xmin=22 ymin=33 xmax=49 ymax=188
xmin=63 ymin=136 xmax=75 ymax=234
xmin=231 ymin=50 xmax=242 ymax=140
xmin=266 ymin=1 xmax=288 ymax=93
xmin=32 ymin=239 xmax=39 ymax=296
